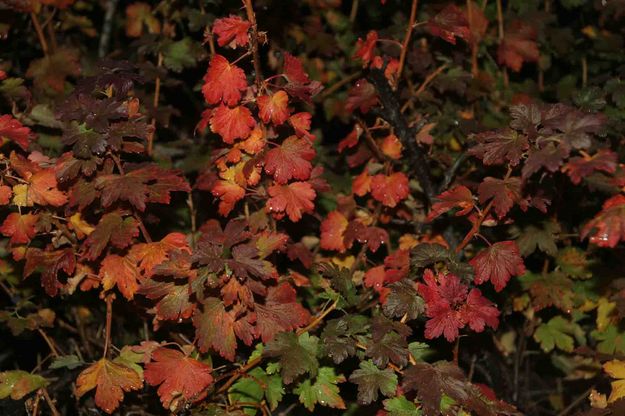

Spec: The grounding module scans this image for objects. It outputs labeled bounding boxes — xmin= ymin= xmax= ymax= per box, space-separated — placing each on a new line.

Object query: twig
xmin=30 ymin=13 xmax=49 ymax=56
xmin=37 ymin=329 xmax=60 ymax=357
xmin=135 ymin=215 xmax=153 ymax=243
xmin=349 ymin=0 xmax=359 ymax=23
xmin=467 ymin=0 xmax=478 ymax=76
xmin=556 ymin=386 xmax=593 ymax=416
xmin=368 ymin=69 xmax=434 ymax=204
xmin=496 ymin=0 xmax=508 ymax=87
xmin=396 ymin=0 xmax=419 ymax=86
xmin=359 ymin=120 xmax=387 ymax=162
xmin=297 ymin=298 xmax=339 ymax=336
xmin=439 ymin=152 xmax=467 ymax=192
xmin=147 ymin=52 xmax=163 ymax=156
xmin=400 ymin=63 xmax=448 ymax=112
xmin=98 ymin=0 xmax=120 ymax=57
xmin=102 ymin=295 xmax=114 ymax=358
xmin=243 ymin=0 xmax=263 ymax=91
xmin=316 ymin=71 xmax=362 ymax=101
xmin=187 ymin=193 xmax=197 ymax=249
xmin=41 ymin=387 xmax=61 ymax=416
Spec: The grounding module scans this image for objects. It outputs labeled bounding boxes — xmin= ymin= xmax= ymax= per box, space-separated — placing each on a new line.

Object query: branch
xmin=439 ymin=152 xmax=467 ymax=193
xmin=396 ymin=0 xmax=419 ymax=85
xmin=368 ymin=69 xmax=434 ymax=204
xmin=98 ymin=0 xmax=120 ymax=58
xmin=243 ymin=0 xmax=263 ymax=91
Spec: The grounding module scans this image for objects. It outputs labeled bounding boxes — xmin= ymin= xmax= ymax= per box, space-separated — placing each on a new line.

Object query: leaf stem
xmin=147 ymin=52 xmax=163 ymax=156
xmin=30 ymin=12 xmax=49 ymax=56
xmin=102 ymin=294 xmax=114 ymax=358
xmin=396 ymin=0 xmax=419 ymax=87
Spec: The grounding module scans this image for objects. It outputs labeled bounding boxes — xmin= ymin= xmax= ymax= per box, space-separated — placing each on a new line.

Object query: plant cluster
xmin=2 ymin=0 xmax=625 ymax=415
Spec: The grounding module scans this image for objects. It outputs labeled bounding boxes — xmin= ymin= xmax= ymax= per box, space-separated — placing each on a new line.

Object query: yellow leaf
xmin=11 ymin=184 xmax=31 ymax=207
xmin=603 ymin=360 xmax=625 ymax=403
xmin=69 ymin=213 xmax=95 ymax=238
xmin=597 ymin=298 xmax=616 ymax=332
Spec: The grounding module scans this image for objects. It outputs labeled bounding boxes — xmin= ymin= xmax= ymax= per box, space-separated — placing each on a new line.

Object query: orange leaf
xmin=211 ymin=179 xmax=246 ymax=216
xmin=352 ymin=169 xmax=371 ymax=196
xmin=212 ymin=15 xmax=251 ymax=48
xmin=320 ymin=211 xmax=348 ymax=252
xmin=267 ymin=182 xmax=316 ymax=222
xmin=380 ymin=134 xmax=403 ymax=159
xmin=129 ymin=233 xmax=191 ymax=276
xmin=258 ymin=91 xmax=290 ymax=126
xmin=125 ymin=2 xmax=161 ymax=37
xmin=289 ymin=112 xmax=315 ymax=141
xmin=0 ymin=212 xmax=38 ymax=244
xmin=264 ymin=136 xmax=315 ymax=184
xmin=75 ymin=359 xmax=142 ymax=414
xmin=0 ymin=114 xmax=32 ymax=151
xmin=370 ymin=172 xmax=410 ymax=207
xmin=0 ymin=185 xmax=11 ymax=205
xmin=14 ymin=169 xmax=68 ymax=207
xmin=144 ymin=347 xmax=213 ymax=411
xmin=99 ymin=254 xmax=142 ymax=300
xmin=210 ymin=104 xmax=256 ymax=144
xmin=202 ymin=55 xmax=248 ymax=106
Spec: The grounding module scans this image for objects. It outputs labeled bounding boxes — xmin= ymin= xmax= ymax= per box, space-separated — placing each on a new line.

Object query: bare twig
xmin=147 ymin=52 xmax=163 ymax=156
xmin=243 ymin=0 xmax=264 ymax=90
xmin=349 ymin=0 xmax=359 ymax=23
xmin=396 ymin=0 xmax=419 ymax=86
xmin=102 ymin=295 xmax=114 ymax=358
xmin=98 ymin=0 xmax=120 ymax=57
xmin=30 ymin=13 xmax=49 ymax=56
xmin=37 ymin=329 xmax=61 ymax=357
xmin=41 ymin=388 xmax=61 ymax=416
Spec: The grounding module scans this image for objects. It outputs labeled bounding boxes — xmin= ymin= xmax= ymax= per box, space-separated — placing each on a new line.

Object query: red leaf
xmin=289 ymin=112 xmax=315 ymax=141
xmin=460 ymin=288 xmax=500 ymax=332
xmin=0 ymin=212 xmax=38 ymax=244
xmin=427 ymin=185 xmax=474 ymax=222
xmin=258 ymin=91 xmax=290 ymax=126
xmin=427 ymin=4 xmax=471 ymax=45
xmin=83 ymin=212 xmax=139 ymax=260
xmin=364 ymin=265 xmax=386 ymax=291
xmin=468 ymin=128 xmax=528 ymax=166
xmin=346 ymin=79 xmax=379 ymax=113
xmin=24 ymin=248 xmax=75 ymax=297
xmin=267 ymin=182 xmax=316 ymax=222
xmin=564 ymin=149 xmax=618 ymax=185
xmin=210 ymin=104 xmax=256 ymax=144
xmin=320 ymin=211 xmax=349 ymax=252
xmin=0 ymin=185 xmax=11 ymax=205
xmin=144 ymin=347 xmax=213 ymax=410
xmin=211 ymin=178 xmax=246 ymax=216
xmin=193 ymin=297 xmax=237 ymax=361
xmin=254 ymin=283 xmax=310 ymax=343
xmin=581 ymin=194 xmax=625 ymax=248
xmin=264 ymin=136 xmax=315 ymax=184
xmin=469 ymin=241 xmax=526 ymax=292
xmin=354 ymin=31 xmax=378 ymax=67
xmin=0 ymin=114 xmax=33 ymax=151
xmin=212 ymin=15 xmax=250 ymax=48
xmin=129 ymin=233 xmax=191 ymax=276
xmin=497 ymin=21 xmax=539 ymax=72
xmin=202 ymin=54 xmax=248 ymax=106
xmin=370 ymin=172 xmax=410 ymax=208
xmin=76 ymin=359 xmax=142 ymax=414
xmin=477 ymin=176 xmax=525 ymax=219
xmin=283 ymin=53 xmax=311 ymax=84
xmin=352 ymin=169 xmax=371 ymax=196
xmin=99 ymin=254 xmax=142 ymax=300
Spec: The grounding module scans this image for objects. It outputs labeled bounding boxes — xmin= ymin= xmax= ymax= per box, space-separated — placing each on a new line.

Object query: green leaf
xmin=294 ymin=367 xmax=346 ymax=411
xmin=514 ymin=221 xmax=560 ymax=256
xmin=534 ymin=316 xmax=584 ymax=352
xmin=0 ymin=370 xmax=48 ymax=400
xmin=228 ymin=367 xmax=284 ymax=414
xmin=592 ymin=326 xmax=625 ymax=355
xmin=161 ymin=38 xmax=204 ymax=72
xmin=50 ymin=354 xmax=84 ymax=370
xmin=321 ymin=315 xmax=369 ymax=364
xmin=383 ymin=396 xmax=421 ymax=416
xmin=263 ymin=332 xmax=319 ymax=384
xmin=348 ymin=360 xmax=398 ymax=404
xmin=408 ymin=342 xmax=435 ymax=362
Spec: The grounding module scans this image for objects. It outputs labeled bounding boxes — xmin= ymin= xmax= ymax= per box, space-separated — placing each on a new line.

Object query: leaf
xmin=24 ymin=248 xmax=76 ymax=297
xmin=202 ymin=55 xmax=248 ymax=106
xmin=366 ymin=316 xmax=411 ymax=367
xmin=144 ymin=347 xmax=213 ymax=410
xmin=294 ymin=367 xmax=346 ymax=411
xmin=13 ymin=170 xmax=68 ymax=207
xmin=75 ymin=359 xmax=142 ymax=414
xmin=564 ymin=149 xmax=617 ymax=185
xmin=229 ymin=367 xmax=284 ymax=411
xmin=129 ymin=232 xmax=190 ymax=276
xmin=96 ymin=164 xmax=190 ymax=211
xmin=50 ymin=354 xmax=84 ymax=370
xmin=193 ymin=297 xmax=237 ymax=361
xmin=533 ymin=316 xmax=583 ymax=352
xmin=402 ymin=361 xmax=499 ymax=416
xmin=0 ymin=370 xmax=48 ymax=400
xmin=138 ymin=280 xmax=194 ymax=322
xmin=213 ymin=15 xmax=250 ymax=48
xmin=519 ymin=271 xmax=574 ymax=311
xmin=604 ymin=360 xmax=625 ymax=403
xmin=427 ymin=4 xmax=470 ymax=44
xmin=370 ymin=172 xmax=410 ymax=208
xmin=348 ymin=360 xmax=397 ymax=405
xmin=83 ymin=212 xmax=139 ymax=260
xmin=26 ymin=47 xmax=81 ymax=93
xmin=267 ymin=181 xmax=316 ymax=222
xmin=125 ymin=2 xmax=161 ymax=37
xmin=383 ymin=279 xmax=424 ymax=320
xmin=477 ymin=176 xmax=524 ymax=219
xmin=345 ymin=79 xmax=378 ymax=113
xmin=209 ymin=104 xmax=256 ymax=144
xmin=264 ymin=135 xmax=315 ymax=184
xmin=0 ymin=185 xmax=11 ymax=204
xmin=383 ymin=396 xmax=421 ymax=416
xmin=162 ymin=38 xmax=203 ymax=73
xmin=263 ymin=332 xmax=319 ymax=384
xmin=254 ymin=283 xmax=310 ymax=342
xmin=0 ymin=114 xmax=32 ymax=150
xmin=282 ymin=53 xmax=322 ymax=103
xmin=0 ymin=212 xmax=38 ymax=244
xmin=320 ymin=211 xmax=349 ymax=252
xmin=581 ymin=194 xmax=625 ymax=248
xmin=321 ymin=315 xmax=369 ymax=364
xmin=258 ymin=91 xmax=290 ymax=126
xmin=468 ymin=129 xmax=528 ymax=166
xmin=521 ymin=143 xmax=569 ymax=179
xmin=354 ymin=31 xmax=378 ymax=66
xmin=99 ymin=254 xmax=142 ymax=300
xmin=470 ymin=241 xmax=526 ymax=292
xmin=514 ymin=221 xmax=560 ymax=256
xmin=427 ymin=185 xmax=474 ymax=222
xmin=497 ymin=21 xmax=539 ymax=72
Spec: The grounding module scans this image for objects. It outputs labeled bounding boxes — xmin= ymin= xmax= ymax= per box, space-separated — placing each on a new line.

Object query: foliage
xmin=1 ymin=0 xmax=625 ymax=415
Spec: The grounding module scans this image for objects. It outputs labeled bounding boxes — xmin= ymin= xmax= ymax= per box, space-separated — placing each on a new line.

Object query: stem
xmin=98 ymin=0 xmax=120 ymax=57
xmin=349 ymin=0 xmax=359 ymax=23
xmin=467 ymin=0 xmax=478 ymax=76
xmin=395 ymin=0 xmax=419 ymax=86
xmin=30 ymin=12 xmax=49 ymax=56
xmin=41 ymin=388 xmax=61 ymax=416
xmin=187 ymin=193 xmax=197 ymax=249
xmin=496 ymin=0 xmax=508 ymax=87
xmin=243 ymin=0 xmax=263 ymax=91
xmin=37 ymin=329 xmax=60 ymax=357
xmin=359 ymin=120 xmax=387 ymax=162
xmin=317 ymin=71 xmax=362 ymax=101
xmin=135 ymin=215 xmax=153 ymax=243
xmin=102 ymin=295 xmax=114 ymax=359
xmin=297 ymin=298 xmax=339 ymax=335
xmin=147 ymin=52 xmax=163 ymax=156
